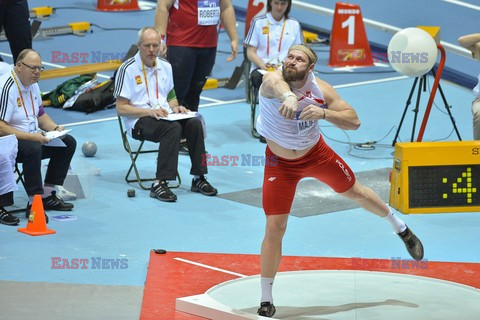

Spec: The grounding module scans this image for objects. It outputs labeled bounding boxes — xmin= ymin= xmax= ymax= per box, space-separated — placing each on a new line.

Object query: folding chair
xmin=14 ymin=163 xmax=26 ymax=190
xmin=117 ymin=116 xmax=181 ymax=190
xmin=250 ymin=83 xmax=262 ymax=139
xmin=7 ymin=163 xmax=27 ymax=214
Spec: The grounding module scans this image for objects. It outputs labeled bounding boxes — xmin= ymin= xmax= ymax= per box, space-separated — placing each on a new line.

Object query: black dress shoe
xmin=150 ymin=182 xmax=177 ymax=202
xmin=257 ymin=301 xmax=276 ymax=317
xmin=191 ymin=176 xmax=218 ymax=196
xmin=0 ymin=207 xmax=19 ymax=226
xmin=42 ymin=191 xmax=74 ymax=211
xmin=397 ymin=226 xmax=424 ymax=261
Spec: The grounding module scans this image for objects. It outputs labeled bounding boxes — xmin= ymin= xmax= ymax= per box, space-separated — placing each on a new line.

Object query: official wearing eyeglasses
xmin=0 ymin=49 xmax=77 ymax=224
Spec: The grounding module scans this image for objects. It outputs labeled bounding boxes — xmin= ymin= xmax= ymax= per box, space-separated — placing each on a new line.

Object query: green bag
xmin=42 ymin=74 xmax=95 ymax=108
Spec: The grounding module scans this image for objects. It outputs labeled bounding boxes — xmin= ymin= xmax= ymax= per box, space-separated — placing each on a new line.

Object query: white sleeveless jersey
xmin=256 ymin=71 xmax=327 ymax=150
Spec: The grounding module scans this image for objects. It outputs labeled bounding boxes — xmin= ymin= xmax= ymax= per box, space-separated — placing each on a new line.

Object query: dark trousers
xmin=0 ymin=191 xmax=13 ymax=207
xmin=132 ymin=117 xmax=207 ymax=181
xmin=250 ymin=69 xmax=264 ymax=91
xmin=167 ymin=46 xmax=217 ymax=112
xmin=0 ymin=0 xmax=32 ymax=63
xmin=16 ymin=135 xmax=77 ymax=196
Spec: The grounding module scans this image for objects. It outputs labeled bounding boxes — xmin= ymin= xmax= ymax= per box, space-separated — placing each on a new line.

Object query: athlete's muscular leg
xmin=261 ymin=213 xmax=289 ymax=278
xmin=339 ymin=181 xmax=389 ymax=217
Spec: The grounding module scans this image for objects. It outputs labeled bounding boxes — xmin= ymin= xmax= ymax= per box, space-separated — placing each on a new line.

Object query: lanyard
xmin=266 ymin=18 xmax=287 ymax=59
xmin=11 ymin=71 xmax=35 ymax=120
xmin=141 ymin=62 xmax=158 ymax=105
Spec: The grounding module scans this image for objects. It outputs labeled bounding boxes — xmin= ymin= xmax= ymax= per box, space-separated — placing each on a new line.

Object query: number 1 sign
xmin=329 ymin=2 xmax=374 ymax=67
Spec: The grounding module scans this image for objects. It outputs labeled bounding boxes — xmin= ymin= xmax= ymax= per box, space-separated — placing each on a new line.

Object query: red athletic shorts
xmin=262 ymin=136 xmax=356 ymax=215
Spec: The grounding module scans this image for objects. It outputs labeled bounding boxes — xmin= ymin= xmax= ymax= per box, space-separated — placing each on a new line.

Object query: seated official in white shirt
xmin=0 ymin=49 xmax=76 ymax=223
xmin=114 ymin=26 xmax=218 ymax=202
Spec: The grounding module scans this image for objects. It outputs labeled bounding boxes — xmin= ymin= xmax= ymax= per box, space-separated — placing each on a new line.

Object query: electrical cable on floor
xmin=90 ymin=23 xmax=139 ymax=31
xmin=319 ymin=124 xmax=398 ymax=160
xmin=217 ymin=50 xmax=244 ymax=55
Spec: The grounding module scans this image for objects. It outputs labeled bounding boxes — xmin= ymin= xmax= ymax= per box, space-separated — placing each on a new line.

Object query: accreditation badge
xmin=197 ymin=0 xmax=220 ymax=26
xmin=28 ymin=118 xmax=38 ymax=133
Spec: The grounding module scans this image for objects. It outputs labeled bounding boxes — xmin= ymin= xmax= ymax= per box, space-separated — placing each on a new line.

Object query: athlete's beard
xmin=282 ymin=66 xmax=308 ymax=82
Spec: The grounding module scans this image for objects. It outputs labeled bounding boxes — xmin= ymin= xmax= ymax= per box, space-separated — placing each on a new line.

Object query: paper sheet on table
xmin=44 ymin=129 xmax=71 ymax=147
xmin=162 ymin=111 xmax=197 ymax=121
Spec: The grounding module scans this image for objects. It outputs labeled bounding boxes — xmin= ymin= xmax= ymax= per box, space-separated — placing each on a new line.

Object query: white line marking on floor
xmin=0 ymin=52 xmax=13 ymax=59
xmin=332 ymin=67 xmax=354 ymax=72
xmin=63 ymin=116 xmax=118 ymax=127
xmin=201 ymin=96 xmax=225 ymax=103
xmin=374 ymin=62 xmax=390 ymax=68
xmin=199 ymin=98 xmax=246 ymax=107
xmin=333 ymin=75 xmax=408 ymax=89
xmin=442 ymin=0 xmax=480 ymax=10
xmin=174 ymin=257 xmax=247 ymax=278
xmin=62 ymin=98 xmax=247 ymax=127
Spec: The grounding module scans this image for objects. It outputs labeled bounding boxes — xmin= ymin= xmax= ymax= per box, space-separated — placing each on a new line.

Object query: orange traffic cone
xmin=329 ymin=2 xmax=374 ymax=67
xmin=97 ymin=0 xmax=139 ymax=12
xmin=18 ymin=195 xmax=56 ymax=236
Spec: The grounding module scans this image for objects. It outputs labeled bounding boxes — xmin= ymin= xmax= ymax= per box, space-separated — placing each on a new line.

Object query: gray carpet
xmin=0 ymin=281 xmax=143 ymax=320
xmin=219 ymin=168 xmax=391 ymax=217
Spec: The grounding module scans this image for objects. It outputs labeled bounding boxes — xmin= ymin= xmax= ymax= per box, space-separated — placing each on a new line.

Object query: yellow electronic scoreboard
xmin=389 ymin=141 xmax=480 ymax=214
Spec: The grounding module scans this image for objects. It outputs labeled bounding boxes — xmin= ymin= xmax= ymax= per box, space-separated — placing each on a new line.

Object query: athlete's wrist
xmin=282 ymin=91 xmax=296 ymax=101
